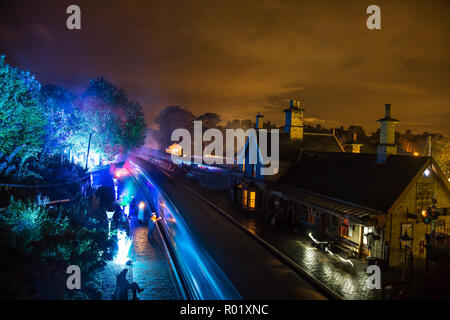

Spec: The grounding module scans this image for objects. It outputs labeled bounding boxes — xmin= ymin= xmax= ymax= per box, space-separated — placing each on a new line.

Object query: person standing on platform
xmin=147 ymin=213 xmax=160 ymax=242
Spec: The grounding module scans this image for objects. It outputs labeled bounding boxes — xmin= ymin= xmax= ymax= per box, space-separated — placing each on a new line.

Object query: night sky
xmin=0 ymin=0 xmax=448 ymax=135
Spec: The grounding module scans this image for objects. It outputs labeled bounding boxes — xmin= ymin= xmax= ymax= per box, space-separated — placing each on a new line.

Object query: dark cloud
xmin=0 ymin=0 xmax=448 ymax=134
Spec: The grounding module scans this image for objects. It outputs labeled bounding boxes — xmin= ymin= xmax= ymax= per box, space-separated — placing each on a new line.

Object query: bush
xmin=0 ymin=196 xmax=113 ymax=299
xmin=0 ymin=197 xmax=49 ymax=251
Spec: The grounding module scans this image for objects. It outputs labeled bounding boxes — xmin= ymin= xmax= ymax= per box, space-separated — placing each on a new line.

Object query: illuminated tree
xmin=0 ymin=55 xmax=46 ymax=156
xmin=77 ymin=77 xmax=146 ymax=159
xmin=70 ymin=98 xmax=123 ymax=160
xmin=40 ymin=84 xmax=77 ymax=155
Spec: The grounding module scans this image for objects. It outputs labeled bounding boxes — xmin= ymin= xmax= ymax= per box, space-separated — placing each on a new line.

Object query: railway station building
xmin=234 ymin=101 xmax=450 ymax=268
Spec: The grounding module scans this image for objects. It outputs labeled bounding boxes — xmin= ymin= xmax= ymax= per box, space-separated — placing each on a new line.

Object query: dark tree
xmin=196 ymin=112 xmax=221 ymax=130
xmin=155 ymin=105 xmax=195 ymax=148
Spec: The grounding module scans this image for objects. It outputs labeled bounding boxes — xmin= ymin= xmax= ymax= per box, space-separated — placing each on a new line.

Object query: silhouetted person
xmin=113 ymin=269 xmax=144 ymax=300
xmin=130 ymin=196 xmax=136 ymax=215
xmin=147 ymin=213 xmax=160 ymax=242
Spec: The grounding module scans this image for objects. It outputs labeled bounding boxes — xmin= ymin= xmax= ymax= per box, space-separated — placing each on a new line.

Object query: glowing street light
xmin=399 ymin=229 xmax=413 ymax=283
xmin=138 ymin=201 xmax=145 ymax=224
xmin=106 ymin=210 xmax=115 ymax=238
xmin=399 ymin=230 xmax=413 ymax=249
xmin=115 ymin=230 xmax=133 ymax=265
xmin=114 ymin=168 xmax=129 ymax=179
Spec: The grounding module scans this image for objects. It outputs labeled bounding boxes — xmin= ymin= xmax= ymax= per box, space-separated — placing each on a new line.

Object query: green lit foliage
xmin=0 ymin=196 xmax=113 ymax=299
xmin=0 ymin=197 xmax=50 ymax=251
xmin=0 ymin=56 xmax=46 ymax=156
xmin=0 ymin=146 xmax=43 ymax=183
xmin=1 ymin=58 xmax=146 ymax=161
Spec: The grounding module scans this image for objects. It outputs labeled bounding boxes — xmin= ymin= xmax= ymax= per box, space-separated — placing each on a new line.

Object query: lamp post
xmin=113 ymin=177 xmax=118 ymax=200
xmin=85 ymin=132 xmax=93 ymax=171
xmin=106 ymin=210 xmax=115 ymax=238
xmin=399 ymin=230 xmax=413 ymax=285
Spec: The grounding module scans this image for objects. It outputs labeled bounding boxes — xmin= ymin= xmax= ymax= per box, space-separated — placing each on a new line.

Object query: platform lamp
xmin=106 ymin=210 xmax=115 ymax=238
xmin=399 ymin=229 xmax=413 ymax=283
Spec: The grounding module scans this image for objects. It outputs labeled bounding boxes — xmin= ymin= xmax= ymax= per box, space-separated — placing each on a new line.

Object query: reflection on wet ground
xmin=191 ymin=176 xmax=382 ymax=300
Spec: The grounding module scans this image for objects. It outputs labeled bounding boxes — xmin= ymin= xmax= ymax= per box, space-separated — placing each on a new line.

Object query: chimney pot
xmin=255 ymin=112 xmax=264 ymax=129
xmin=377 ymin=103 xmax=398 ymax=163
xmin=385 ymin=104 xmax=391 ymax=118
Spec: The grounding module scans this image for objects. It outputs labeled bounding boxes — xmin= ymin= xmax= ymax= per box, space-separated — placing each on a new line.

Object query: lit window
xmin=243 ymin=190 xmax=248 ymax=207
xmin=340 ymin=219 xmax=349 ymax=238
xmin=242 ymin=157 xmax=245 ymax=172
xmin=363 ymin=226 xmax=373 ymax=245
xmin=249 ymin=192 xmax=256 ymax=209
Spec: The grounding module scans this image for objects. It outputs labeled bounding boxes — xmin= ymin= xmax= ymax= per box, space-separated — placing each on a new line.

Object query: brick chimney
xmin=283 ymin=99 xmax=305 ymax=140
xmin=346 ymin=132 xmax=363 ymax=153
xmin=377 ymin=104 xmax=399 ymax=163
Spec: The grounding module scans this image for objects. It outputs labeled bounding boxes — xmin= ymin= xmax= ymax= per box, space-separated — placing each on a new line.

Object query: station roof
xmin=275 ymin=151 xmax=430 ymax=213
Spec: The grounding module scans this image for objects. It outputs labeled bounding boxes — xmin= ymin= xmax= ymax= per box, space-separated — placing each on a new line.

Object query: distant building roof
xmin=277 ymin=151 xmax=430 ymax=212
xmin=270 ymin=132 xmax=345 ymax=162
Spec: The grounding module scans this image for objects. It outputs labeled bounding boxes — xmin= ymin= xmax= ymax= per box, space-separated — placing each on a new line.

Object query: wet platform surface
xmin=97 ymin=184 xmax=181 ymax=300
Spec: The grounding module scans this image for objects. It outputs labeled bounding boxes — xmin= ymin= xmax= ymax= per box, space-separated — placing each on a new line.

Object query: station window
xmin=363 ymin=226 xmax=374 ymax=245
xmin=340 ymin=219 xmax=349 ymax=238
xmin=249 ymin=191 xmax=256 ymax=209
xmin=243 ymin=190 xmax=248 ymax=207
